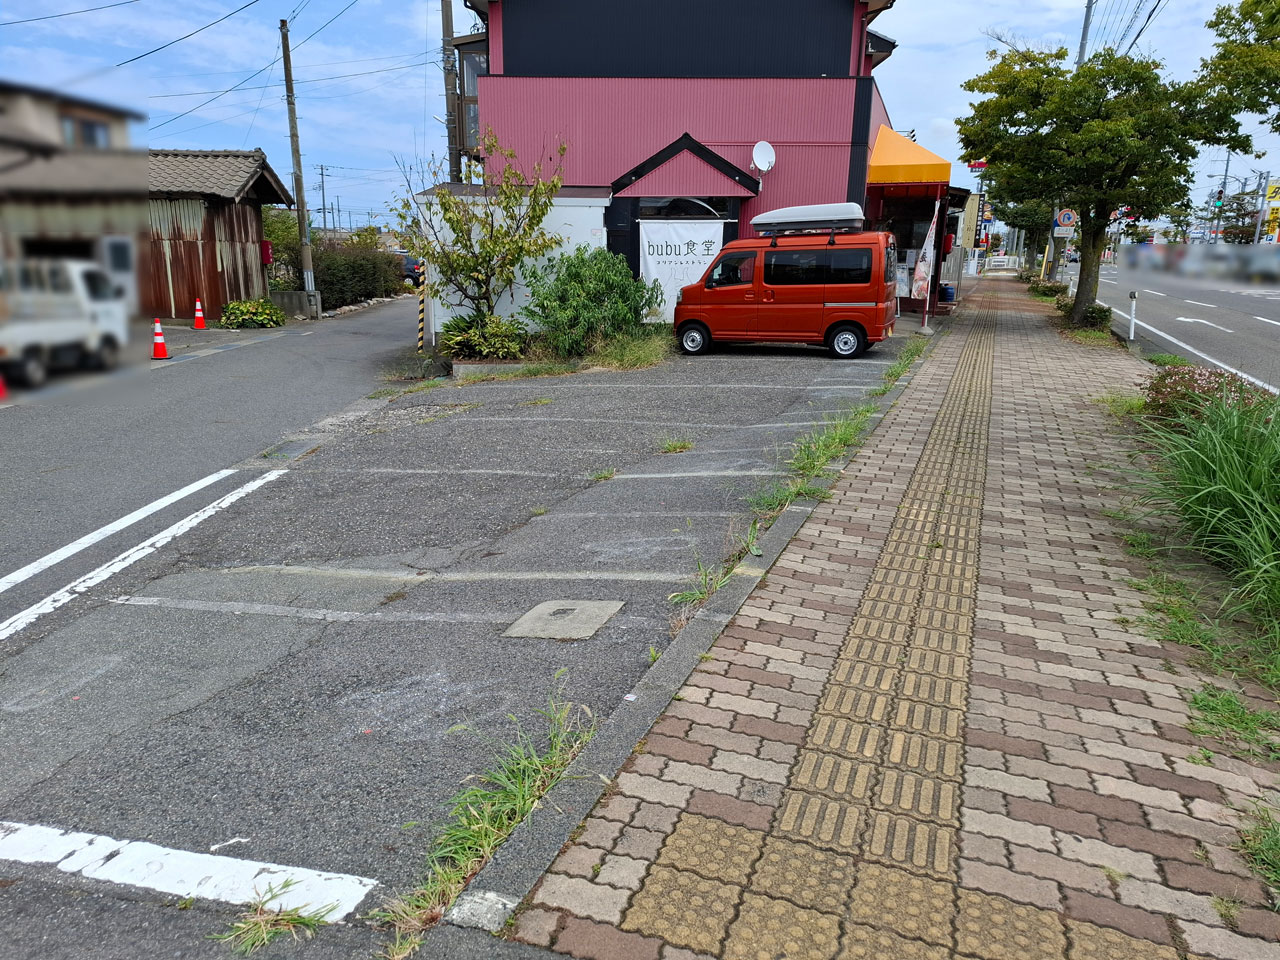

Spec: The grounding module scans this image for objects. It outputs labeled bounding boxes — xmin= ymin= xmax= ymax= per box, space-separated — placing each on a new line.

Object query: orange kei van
xmin=672 ymin=203 xmax=897 ymax=359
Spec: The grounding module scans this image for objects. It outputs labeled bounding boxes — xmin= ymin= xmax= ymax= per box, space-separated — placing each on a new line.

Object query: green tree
xmin=345 ymin=225 xmax=383 ymax=251
xmin=956 ymin=47 xmax=1248 ymax=326
xmin=1162 ymin=200 xmax=1195 ymax=243
xmin=1215 ymin=189 xmax=1263 ymax=243
xmin=1202 ymin=0 xmax=1280 ymax=136
xmin=393 ymin=131 xmax=565 ymax=342
xmin=991 ymin=196 xmax=1053 ymax=254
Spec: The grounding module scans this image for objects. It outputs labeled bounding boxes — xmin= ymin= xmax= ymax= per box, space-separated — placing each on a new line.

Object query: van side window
xmin=83 ymin=270 xmax=116 ymax=301
xmin=828 ymin=249 xmax=872 ymax=285
xmin=706 ymin=252 xmax=755 ymax=287
xmin=764 ymin=250 xmax=826 ymax=285
xmin=48 ymin=263 xmax=73 ymax=294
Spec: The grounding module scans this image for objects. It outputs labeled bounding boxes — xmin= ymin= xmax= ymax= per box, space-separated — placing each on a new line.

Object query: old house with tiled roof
xmin=146 ymin=149 xmax=293 ymax=323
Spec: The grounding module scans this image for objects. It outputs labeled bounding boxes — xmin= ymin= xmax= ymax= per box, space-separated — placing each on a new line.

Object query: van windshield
xmin=83 ymin=270 xmax=118 ymax=301
xmin=706 ymin=252 xmax=755 ymax=287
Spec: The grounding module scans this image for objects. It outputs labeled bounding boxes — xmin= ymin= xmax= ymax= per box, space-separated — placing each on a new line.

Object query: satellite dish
xmin=751 ymin=140 xmax=776 ymax=174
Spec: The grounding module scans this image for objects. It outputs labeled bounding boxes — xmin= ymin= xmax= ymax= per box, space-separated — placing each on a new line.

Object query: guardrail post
xmin=1128 ymin=290 xmax=1137 ymax=341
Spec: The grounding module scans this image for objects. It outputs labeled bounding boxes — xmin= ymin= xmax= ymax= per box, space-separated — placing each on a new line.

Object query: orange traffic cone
xmin=193 ymin=298 xmax=206 ymax=330
xmin=152 ymin=319 xmax=170 ymax=360
xmin=0 ymin=372 xmax=8 ymax=401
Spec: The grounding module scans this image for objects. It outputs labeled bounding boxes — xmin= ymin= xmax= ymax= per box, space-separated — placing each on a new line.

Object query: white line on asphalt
xmin=0 ymin=471 xmax=286 ymax=642
xmin=1142 ymin=289 xmax=1167 ymax=297
xmin=0 ymin=470 xmax=238 ymax=596
xmin=1106 ymin=306 xmax=1279 ymax=394
xmin=615 ymin=470 xmax=785 ymax=479
xmin=1184 ymin=300 xmax=1217 ymax=308
xmin=0 ymin=820 xmax=375 ymax=918
xmin=1254 ymin=315 xmax=1280 ymax=328
xmin=1174 ymin=317 xmax=1234 ymax=332
xmin=473 ymin=416 xmax=739 ymax=428
xmin=227 ymin=565 xmax=686 ymax=583
xmin=1099 ymin=279 xmax=1117 ymax=284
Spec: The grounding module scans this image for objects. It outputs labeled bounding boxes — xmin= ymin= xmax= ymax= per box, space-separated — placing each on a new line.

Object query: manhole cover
xmin=504 ymin=600 xmax=625 ymax=640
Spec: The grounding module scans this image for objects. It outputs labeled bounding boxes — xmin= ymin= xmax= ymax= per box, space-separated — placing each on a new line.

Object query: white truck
xmin=0 ymin=259 xmax=129 ymax=388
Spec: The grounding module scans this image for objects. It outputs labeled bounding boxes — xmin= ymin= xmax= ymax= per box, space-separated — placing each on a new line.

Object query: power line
xmin=149 ymin=51 xmax=431 ymax=79
xmin=116 ymin=0 xmax=263 ymax=67
xmin=0 ymin=0 xmax=138 ymax=26
xmin=1125 ymin=0 xmax=1173 ymax=53
xmin=296 ymin=0 xmax=361 ymax=47
xmin=242 ymin=39 xmax=280 ymax=147
xmin=148 ymin=58 xmax=431 ymax=97
xmin=1115 ymin=0 xmax=1156 ymax=50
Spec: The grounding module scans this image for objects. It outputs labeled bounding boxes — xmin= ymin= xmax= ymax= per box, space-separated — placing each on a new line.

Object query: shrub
xmin=1016 ymin=267 xmax=1036 ymax=283
xmin=1028 ymin=279 xmax=1068 ymax=297
xmin=1076 ymin=302 xmax=1114 ymax=328
xmin=219 ymin=298 xmax=286 ymax=329
xmin=312 ymin=248 xmax=403 ymax=309
xmin=1054 ymin=293 xmax=1073 ymax=314
xmin=440 ymin=314 xmax=528 ymax=360
xmin=1141 ymin=366 xmax=1268 ymax=422
xmin=524 ymin=246 xmax=664 ymax=358
xmin=1147 ymin=353 xmax=1193 ymax=368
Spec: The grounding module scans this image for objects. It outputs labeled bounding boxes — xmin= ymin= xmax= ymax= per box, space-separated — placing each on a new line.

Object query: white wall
xmin=420 ymin=194 xmax=609 ymax=333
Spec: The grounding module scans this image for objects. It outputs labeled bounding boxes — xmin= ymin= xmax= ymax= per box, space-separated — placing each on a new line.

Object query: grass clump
xmin=373 ymin=675 xmax=594 ymax=956
xmin=1187 ymin=686 xmax=1280 ymax=762
xmin=1237 ymin=804 xmax=1280 ymax=892
xmin=1094 ymin=391 xmax=1145 ymax=418
xmin=212 ymin=881 xmax=334 ymax=955
xmin=881 ymin=337 xmax=928 ymax=385
xmin=590 ymin=467 xmax=616 ymax=482
xmin=1057 ymin=325 xmax=1119 ymax=348
xmin=1147 ymin=352 xmax=1193 ymax=368
xmin=584 ymin=329 xmax=672 ymax=370
xmin=668 ymin=559 xmax=733 ymax=606
xmin=659 ymin=436 xmax=694 ymax=454
xmin=788 ymin=404 xmax=875 ymax=479
xmin=456 ymin=363 xmax=577 ymax=385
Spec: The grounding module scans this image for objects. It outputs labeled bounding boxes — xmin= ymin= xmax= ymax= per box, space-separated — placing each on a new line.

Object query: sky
xmin=1 ymin=0 xmax=1276 ymax=229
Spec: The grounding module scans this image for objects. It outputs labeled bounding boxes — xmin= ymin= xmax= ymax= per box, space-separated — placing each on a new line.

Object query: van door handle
xmin=743 ymin=292 xmax=755 ymax=300
xmin=761 ymin=290 xmax=775 ymax=303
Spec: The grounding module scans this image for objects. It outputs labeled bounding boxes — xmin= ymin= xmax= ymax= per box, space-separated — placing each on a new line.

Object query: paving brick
xmin=964 ymin=728 xmax=1048 ymax=761
xmin=712 ymin=750 xmax=790 ymax=784
xmin=551 ymin=845 xmax=607 ymax=878
xmin=577 ymin=817 xmax=625 ymax=850
xmin=686 ymin=789 xmax=775 ymax=830
xmin=1008 ymin=756 xmax=1095 ymax=789
xmin=1161 ymin=860 xmax=1269 ymax=904
xmin=536 ymin=874 xmax=632 ymax=924
xmin=1062 ymin=889 xmax=1174 ymax=945
xmin=596 ymin=855 xmax=650 ymax=892
xmin=631 ymin=802 xmax=681 ymax=834
xmin=732 ymin=714 xmax=807 ymax=745
xmin=955 ymin=888 xmax=1067 ymax=960
xmin=965 ymin=765 xmax=1052 ymax=801
xmin=1129 ymin=764 xmax=1226 ymax=804
xmin=1012 ymin=845 xmax=1111 ymax=894
xmin=555 ymin=916 xmax=664 ymax=959
xmin=959 ymin=858 xmax=1062 ymax=909
xmin=1181 ymin=921 xmax=1280 ymax=960
xmin=620 ymin=865 xmax=740 ymax=954
xmin=1006 ymin=797 xmax=1102 ymax=839
xmin=1044 ymin=746 xmax=1129 ymax=778
xmin=686 ymin=724 xmax=760 ymax=756
xmin=616 ymin=773 xmax=694 ymax=808
xmin=1144 ymin=808 xmax=1239 ymax=846
xmin=1057 ymin=835 xmax=1160 ymax=881
xmin=662 ymin=760 xmax=741 ymax=796
xmin=614 ymin=826 xmax=667 ymax=861
xmin=838 ymin=924 xmax=951 ymax=960
xmin=1052 ymin=785 xmax=1145 ymax=824
xmin=960 ymin=830 xmax=1009 ymax=866
xmin=513 ymin=907 xmax=561 ymax=947
xmin=738 ymin=777 xmax=784 ymax=807
xmin=645 ymin=734 xmax=714 ymax=766
xmin=1062 ymin=919 xmax=1181 ymax=960
xmin=1115 ymin=877 xmax=1224 ymax=926
xmin=1235 ymin=907 xmax=1280 ymax=940
xmin=848 ymin=863 xmax=955 ymax=944
xmin=1096 ymin=820 xmax=1197 ymax=862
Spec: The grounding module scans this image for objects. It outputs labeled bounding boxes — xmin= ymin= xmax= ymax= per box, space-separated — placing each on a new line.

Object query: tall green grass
xmin=1139 ymin=393 xmax=1280 ymax=665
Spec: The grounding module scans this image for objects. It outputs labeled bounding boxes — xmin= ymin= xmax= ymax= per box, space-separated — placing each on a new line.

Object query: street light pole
xmin=1253 ymin=171 xmax=1270 ymax=245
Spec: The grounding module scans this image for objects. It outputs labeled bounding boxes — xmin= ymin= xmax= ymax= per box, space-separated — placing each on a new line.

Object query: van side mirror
xmin=114 ymin=285 xmax=125 ymax=299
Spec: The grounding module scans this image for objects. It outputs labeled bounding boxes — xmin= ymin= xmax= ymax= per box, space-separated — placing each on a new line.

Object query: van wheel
xmin=827 ymin=325 xmax=867 ymax=359
xmin=678 ymin=322 xmax=711 ymax=355
xmin=88 ymin=337 xmax=120 ymax=371
xmin=18 ymin=348 xmax=48 ymax=388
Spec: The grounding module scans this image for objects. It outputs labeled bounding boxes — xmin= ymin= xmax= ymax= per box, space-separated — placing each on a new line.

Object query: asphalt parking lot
xmin=0 ymin=334 xmax=915 ymax=956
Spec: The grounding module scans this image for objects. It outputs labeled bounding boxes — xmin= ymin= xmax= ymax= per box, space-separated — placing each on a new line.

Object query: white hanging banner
xmin=639 ymin=220 xmax=724 ymax=322
xmin=911 ymin=200 xmax=940 ymax=301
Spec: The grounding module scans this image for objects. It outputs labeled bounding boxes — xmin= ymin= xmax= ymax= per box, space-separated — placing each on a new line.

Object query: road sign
xmin=1057 ymin=209 xmax=1078 ymax=228
xmin=1267 ymin=180 xmax=1280 ymax=203
xmin=1053 ymin=226 xmax=1074 ymax=238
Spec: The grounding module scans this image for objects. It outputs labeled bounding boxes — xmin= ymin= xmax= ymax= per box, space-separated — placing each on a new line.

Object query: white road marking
xmin=1142 ymin=289 xmax=1167 ymax=297
xmin=1100 ymin=279 xmax=1118 ymax=284
xmin=0 ymin=471 xmax=286 ymax=642
xmin=1106 ymin=306 xmax=1278 ymax=393
xmin=1254 ymin=315 xmax=1280 ymax=328
xmin=615 ymin=470 xmax=785 ymax=479
xmin=209 ymin=838 xmax=251 ymax=853
xmin=112 ymin=595 xmax=514 ymax=623
xmin=0 ymin=820 xmax=375 ymax=918
xmin=1174 ymin=317 xmax=1233 ymax=332
xmin=0 ymin=470 xmax=238 ymax=596
xmin=226 ymin=565 xmax=685 ymax=583
xmin=1184 ymin=300 xmax=1217 ymax=308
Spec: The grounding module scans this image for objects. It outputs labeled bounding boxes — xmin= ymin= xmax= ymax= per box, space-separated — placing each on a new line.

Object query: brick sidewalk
xmin=509 ymin=278 xmax=1280 ymax=960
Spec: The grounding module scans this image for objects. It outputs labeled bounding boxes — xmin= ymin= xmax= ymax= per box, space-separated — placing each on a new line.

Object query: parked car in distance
xmin=0 ymin=259 xmax=129 ymax=388
xmin=1066 ymin=251 xmax=1080 ymax=262
xmin=673 ymin=203 xmax=897 ymax=359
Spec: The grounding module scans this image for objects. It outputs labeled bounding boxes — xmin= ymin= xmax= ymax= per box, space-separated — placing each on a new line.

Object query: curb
xmin=435 ymin=326 xmax=947 ymax=940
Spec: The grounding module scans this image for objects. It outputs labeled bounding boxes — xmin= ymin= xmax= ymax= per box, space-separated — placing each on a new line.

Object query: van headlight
xmin=676 ymin=289 xmax=683 ymax=304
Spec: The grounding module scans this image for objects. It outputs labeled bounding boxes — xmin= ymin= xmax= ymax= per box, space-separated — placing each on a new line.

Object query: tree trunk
xmin=1069 ymin=219 xmax=1108 ymax=328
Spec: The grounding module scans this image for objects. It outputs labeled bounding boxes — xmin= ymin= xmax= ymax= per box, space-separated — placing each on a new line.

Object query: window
xmin=828 ymin=248 xmax=872 ymax=285
xmin=61 ymin=116 xmax=77 ymax=146
xmin=48 ymin=263 xmax=73 ymax=293
xmin=83 ymin=270 xmax=117 ymax=301
xmin=764 ymin=250 xmax=826 ymax=285
xmin=706 ymin=252 xmax=755 ymax=287
xmin=58 ymin=115 xmax=111 ymax=148
xmin=105 ymin=238 xmax=133 ymax=272
xmin=460 ymin=51 xmax=488 ymax=97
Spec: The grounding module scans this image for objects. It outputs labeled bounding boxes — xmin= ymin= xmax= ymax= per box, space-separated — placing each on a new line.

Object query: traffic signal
xmin=1214 ymin=189 xmax=1224 ymax=208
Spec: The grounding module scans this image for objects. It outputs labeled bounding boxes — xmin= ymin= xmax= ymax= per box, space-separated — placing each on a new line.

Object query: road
xmin=0 ymin=302 xmax=913 ymax=958
xmin=1062 ymin=259 xmax=1280 ymax=390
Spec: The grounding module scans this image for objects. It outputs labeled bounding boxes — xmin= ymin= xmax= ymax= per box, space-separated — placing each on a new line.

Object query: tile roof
xmin=147 ymin=148 xmax=293 ymax=205
xmin=0 ymin=148 xmax=147 ymax=197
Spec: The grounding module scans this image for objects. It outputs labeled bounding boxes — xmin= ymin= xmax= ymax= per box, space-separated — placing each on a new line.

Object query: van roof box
xmin=750 ymin=202 xmax=866 ymax=235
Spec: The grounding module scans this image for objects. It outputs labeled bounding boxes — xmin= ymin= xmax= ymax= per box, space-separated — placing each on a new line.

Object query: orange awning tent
xmin=868 ymin=126 xmax=951 ymax=185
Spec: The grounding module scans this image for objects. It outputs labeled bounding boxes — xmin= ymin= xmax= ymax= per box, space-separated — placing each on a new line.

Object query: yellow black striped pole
xmin=416 ymin=267 xmax=426 ymax=354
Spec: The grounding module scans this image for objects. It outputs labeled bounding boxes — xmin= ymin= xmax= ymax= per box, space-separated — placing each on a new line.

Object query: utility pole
xmin=280 ymin=19 xmax=316 ymax=306
xmin=1252 ymin=170 xmax=1270 ymax=245
xmin=336 ymin=195 xmax=342 ymax=234
xmin=1075 ymin=0 xmax=1097 ymax=67
xmin=441 ymin=0 xmax=461 ymax=182
xmin=318 ymin=164 xmax=328 ymax=234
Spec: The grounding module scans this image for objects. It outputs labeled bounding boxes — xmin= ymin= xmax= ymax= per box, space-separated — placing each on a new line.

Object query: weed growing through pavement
xmin=372 ymin=673 xmax=594 ymax=958
xmin=211 ymin=880 xmax=334 ymax=955
xmin=590 ymin=468 xmax=616 ymax=482
xmin=457 ymin=364 xmax=578 ymax=385
xmin=531 ymin=506 xmax=548 ymax=516
xmin=1188 ymin=687 xmax=1280 ymax=762
xmin=1053 ymin=321 xmax=1120 ymax=349
xmin=1237 ymin=804 xmax=1280 ymax=893
xmin=521 ymin=397 xmax=553 ymax=406
xmin=735 ymin=518 xmax=763 ymax=558
xmin=1186 ymin=747 xmax=1215 ymax=766
xmin=659 ymin=436 xmax=694 ymax=454
xmin=583 ymin=330 xmax=673 ymax=370
xmin=880 ymin=337 xmax=928 ymax=386
xmin=367 ymin=387 xmax=400 ymax=399
xmin=1211 ymin=895 xmax=1243 ymax=928
xmin=668 ymin=559 xmax=733 ymax=606
xmin=1121 ymin=531 xmax=1158 ymax=559
xmin=648 ymin=645 xmax=661 ymax=664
